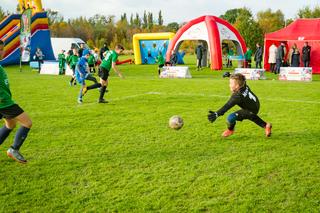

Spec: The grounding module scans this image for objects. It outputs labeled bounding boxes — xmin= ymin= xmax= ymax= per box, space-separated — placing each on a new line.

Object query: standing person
xmin=75 ymin=49 xmax=99 ymax=103
xmin=268 ymin=43 xmax=277 ymax=73
xmin=244 ymin=47 xmax=253 ymax=68
xmin=254 ymin=43 xmax=263 ymax=69
xmin=275 ymin=42 xmax=285 ymax=74
xmin=290 ymin=44 xmax=300 ymax=67
xmin=302 ymin=42 xmax=311 ymax=67
xmin=78 ymin=43 xmax=85 ymax=57
xmin=0 ymin=40 xmax=32 ymax=163
xmin=166 ymin=50 xmax=178 ymax=66
xmin=69 ymin=49 xmax=79 ymax=86
xmin=195 ymin=43 xmax=203 ymax=71
xmin=99 ymin=43 xmax=109 ymax=60
xmin=58 ymin=49 xmax=66 ymax=75
xmin=87 ymin=50 xmax=96 ymax=73
xmin=207 ymin=73 xmax=272 ymax=138
xmin=227 ymin=47 xmax=234 ymax=68
xmin=155 ymin=51 xmax=165 ymax=76
xmin=34 ymin=47 xmax=44 ymax=73
xmin=82 ymin=44 xmax=124 ymax=103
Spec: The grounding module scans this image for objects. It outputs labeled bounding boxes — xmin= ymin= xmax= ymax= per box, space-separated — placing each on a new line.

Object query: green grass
xmin=0 ymin=55 xmax=319 ymax=212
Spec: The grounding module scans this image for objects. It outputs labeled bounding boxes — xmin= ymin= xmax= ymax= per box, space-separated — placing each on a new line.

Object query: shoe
xmin=77 ymin=98 xmax=83 ymax=104
xmin=7 ymin=148 xmax=27 ymax=164
xmin=221 ymin=129 xmax=234 ymax=137
xmin=82 ymin=86 xmax=88 ymax=96
xmin=265 ymin=123 xmax=272 ymax=137
xmin=98 ymin=99 xmax=108 ymax=103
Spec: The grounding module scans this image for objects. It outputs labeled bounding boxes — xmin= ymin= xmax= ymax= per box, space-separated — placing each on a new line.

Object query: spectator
xmin=34 ymin=47 xmax=44 ymax=73
xmin=275 ymin=42 xmax=285 ymax=74
xmin=99 ymin=43 xmax=109 ymax=60
xmin=302 ymin=42 xmax=311 ymax=67
xmin=227 ymin=47 xmax=234 ymax=68
xmin=290 ymin=44 xmax=300 ymax=67
xmin=195 ymin=43 xmax=203 ymax=70
xmin=268 ymin=43 xmax=277 ymax=73
xmin=254 ymin=43 xmax=263 ymax=69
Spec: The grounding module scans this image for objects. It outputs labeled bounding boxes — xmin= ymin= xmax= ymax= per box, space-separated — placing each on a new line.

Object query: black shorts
xmin=234 ymin=109 xmax=258 ymax=121
xmin=0 ymin=104 xmax=24 ymax=119
xmin=98 ymin=67 xmax=110 ymax=81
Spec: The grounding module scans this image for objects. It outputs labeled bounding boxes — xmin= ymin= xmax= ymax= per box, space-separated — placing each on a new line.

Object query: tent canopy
xmin=264 ymin=18 xmax=320 ymax=73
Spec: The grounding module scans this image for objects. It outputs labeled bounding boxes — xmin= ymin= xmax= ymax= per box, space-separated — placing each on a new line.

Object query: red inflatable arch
xmin=166 ymin=15 xmax=247 ymax=70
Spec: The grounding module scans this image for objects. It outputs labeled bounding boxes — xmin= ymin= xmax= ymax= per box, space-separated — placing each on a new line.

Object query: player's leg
xmin=98 ymin=78 xmax=108 ymax=103
xmin=221 ymin=112 xmax=237 ymax=137
xmin=0 ymin=114 xmax=14 ymax=146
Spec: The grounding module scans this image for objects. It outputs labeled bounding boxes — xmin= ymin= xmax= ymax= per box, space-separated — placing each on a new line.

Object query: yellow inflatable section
xmin=133 ymin=32 xmax=175 ymax=65
xmin=18 ymin=0 xmax=43 ymax=13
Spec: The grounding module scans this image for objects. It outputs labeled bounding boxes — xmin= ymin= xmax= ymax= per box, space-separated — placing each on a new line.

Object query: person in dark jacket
xmin=254 ymin=43 xmax=263 ymax=69
xmin=207 ymin=73 xmax=272 ymax=138
xmin=195 ymin=44 xmax=203 ymax=70
xmin=302 ymin=42 xmax=311 ymax=67
xmin=290 ymin=44 xmax=300 ymax=67
xmin=99 ymin=43 xmax=109 ymax=60
xmin=275 ymin=42 xmax=285 ymax=74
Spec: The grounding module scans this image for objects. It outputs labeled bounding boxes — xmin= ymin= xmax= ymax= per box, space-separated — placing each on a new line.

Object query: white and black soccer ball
xmin=169 ymin=115 xmax=184 ymax=130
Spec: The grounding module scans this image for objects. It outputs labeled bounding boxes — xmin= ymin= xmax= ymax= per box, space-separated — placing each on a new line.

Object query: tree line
xmin=0 ymin=5 xmax=320 ymax=53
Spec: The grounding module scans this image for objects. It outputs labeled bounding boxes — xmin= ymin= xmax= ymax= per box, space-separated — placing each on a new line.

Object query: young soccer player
xmin=75 ymin=49 xmax=98 ymax=103
xmin=0 ymin=40 xmax=32 ymax=163
xmin=82 ymin=44 xmax=124 ymax=103
xmin=207 ymin=73 xmax=272 ymax=137
xmin=69 ymin=49 xmax=79 ymax=86
xmin=155 ymin=51 xmax=165 ymax=76
xmin=58 ymin=49 xmax=66 ymax=75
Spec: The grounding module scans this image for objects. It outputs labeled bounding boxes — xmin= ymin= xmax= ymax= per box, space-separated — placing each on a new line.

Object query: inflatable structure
xmin=133 ymin=33 xmax=175 ymax=64
xmin=166 ymin=15 xmax=247 ymax=70
xmin=0 ymin=0 xmax=54 ymax=66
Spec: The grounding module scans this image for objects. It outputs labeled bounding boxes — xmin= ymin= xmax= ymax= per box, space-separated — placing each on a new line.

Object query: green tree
xmin=166 ymin=22 xmax=179 ymax=32
xmin=220 ymin=8 xmax=251 ymax=24
xmin=233 ymin=8 xmax=263 ymax=52
xmin=0 ymin=6 xmax=11 ymax=21
xmin=257 ymin=9 xmax=285 ymax=34
xmin=147 ymin=12 xmax=153 ymax=30
xmin=158 ymin=10 xmax=163 ymax=26
xmin=297 ymin=5 xmax=320 ymax=18
xmin=46 ymin=9 xmax=64 ymax=26
xmin=142 ymin=10 xmax=148 ymax=29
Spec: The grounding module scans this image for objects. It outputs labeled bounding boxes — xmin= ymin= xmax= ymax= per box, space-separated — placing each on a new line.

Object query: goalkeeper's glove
xmin=208 ymin=111 xmax=218 ymax=123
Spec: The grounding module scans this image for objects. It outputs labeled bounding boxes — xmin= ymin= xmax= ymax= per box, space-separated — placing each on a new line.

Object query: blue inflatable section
xmin=139 ymin=40 xmax=169 ymax=64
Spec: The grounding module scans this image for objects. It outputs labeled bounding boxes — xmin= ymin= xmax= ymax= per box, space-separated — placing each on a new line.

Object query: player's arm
xmin=208 ymin=95 xmax=239 ymax=123
xmin=112 ymin=62 xmax=124 ymax=78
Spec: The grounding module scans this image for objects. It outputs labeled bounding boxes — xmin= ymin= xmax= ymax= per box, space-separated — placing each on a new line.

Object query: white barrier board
xmin=279 ymin=67 xmax=312 ymax=82
xmin=40 ymin=61 xmax=60 ymax=75
xmin=160 ymin=66 xmax=192 ymax=78
xmin=234 ymin=68 xmax=266 ymax=80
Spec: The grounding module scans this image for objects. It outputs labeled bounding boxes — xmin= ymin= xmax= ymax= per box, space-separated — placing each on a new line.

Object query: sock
xmin=0 ymin=125 xmax=13 ymax=145
xmin=87 ymin=83 xmax=101 ymax=90
xmin=99 ymin=86 xmax=107 ymax=100
xmin=70 ymin=78 xmax=74 ymax=83
xmin=12 ymin=126 xmax=30 ymax=150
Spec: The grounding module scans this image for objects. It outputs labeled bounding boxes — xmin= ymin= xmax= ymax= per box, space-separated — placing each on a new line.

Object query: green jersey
xmin=0 ymin=66 xmax=15 ymax=109
xmin=70 ymin=55 xmax=79 ymax=67
xmin=156 ymin=54 xmax=165 ymax=65
xmin=100 ymin=50 xmax=118 ymax=71
xmin=58 ymin=53 xmax=66 ymax=68
xmin=88 ymin=54 xmax=95 ymax=66
xmin=244 ymin=49 xmax=253 ymax=61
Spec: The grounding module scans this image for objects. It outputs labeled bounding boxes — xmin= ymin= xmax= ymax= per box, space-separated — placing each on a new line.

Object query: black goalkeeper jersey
xmin=217 ymin=85 xmax=260 ymax=116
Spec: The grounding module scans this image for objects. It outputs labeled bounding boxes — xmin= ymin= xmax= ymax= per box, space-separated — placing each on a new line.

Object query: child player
xmin=82 ymin=44 xmax=124 ymax=103
xmin=155 ymin=51 xmax=165 ymax=76
xmin=207 ymin=73 xmax=272 ymax=137
xmin=58 ymin=49 xmax=66 ymax=75
xmin=75 ymin=49 xmax=98 ymax=103
xmin=69 ymin=48 xmax=79 ymax=86
xmin=0 ymin=40 xmax=32 ymax=163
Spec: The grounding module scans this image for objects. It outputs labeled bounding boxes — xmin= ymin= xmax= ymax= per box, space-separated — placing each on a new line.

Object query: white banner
xmin=40 ymin=61 xmax=60 ymax=75
xmin=234 ymin=68 xmax=266 ymax=80
xmin=279 ymin=67 xmax=312 ymax=82
xmin=160 ymin=66 xmax=192 ymax=78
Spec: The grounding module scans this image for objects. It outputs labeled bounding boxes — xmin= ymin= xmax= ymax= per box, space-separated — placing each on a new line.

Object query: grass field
xmin=0 ymin=55 xmax=319 ymax=212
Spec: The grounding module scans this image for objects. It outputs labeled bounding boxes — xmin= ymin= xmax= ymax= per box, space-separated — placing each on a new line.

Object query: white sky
xmin=2 ymin=0 xmax=319 ymax=24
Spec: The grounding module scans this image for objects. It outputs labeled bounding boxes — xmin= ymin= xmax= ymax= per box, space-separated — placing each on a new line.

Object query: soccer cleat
xmin=77 ymin=98 xmax=83 ymax=104
xmin=221 ymin=129 xmax=234 ymax=137
xmin=98 ymin=99 xmax=108 ymax=103
xmin=82 ymin=86 xmax=88 ymax=96
xmin=265 ymin=123 xmax=272 ymax=137
xmin=7 ymin=148 xmax=27 ymax=164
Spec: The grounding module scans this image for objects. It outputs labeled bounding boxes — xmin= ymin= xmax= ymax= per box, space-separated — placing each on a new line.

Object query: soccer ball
xmin=169 ymin=115 xmax=184 ymax=130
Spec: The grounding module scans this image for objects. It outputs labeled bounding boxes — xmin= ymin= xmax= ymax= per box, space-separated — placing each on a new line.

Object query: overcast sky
xmin=2 ymin=0 xmax=319 ymax=24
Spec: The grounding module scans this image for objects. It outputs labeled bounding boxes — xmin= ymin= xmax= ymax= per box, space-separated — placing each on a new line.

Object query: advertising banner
xmin=20 ymin=8 xmax=32 ymax=62
xmin=234 ymin=68 xmax=266 ymax=80
xmin=279 ymin=67 xmax=312 ymax=82
xmin=160 ymin=66 xmax=192 ymax=78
